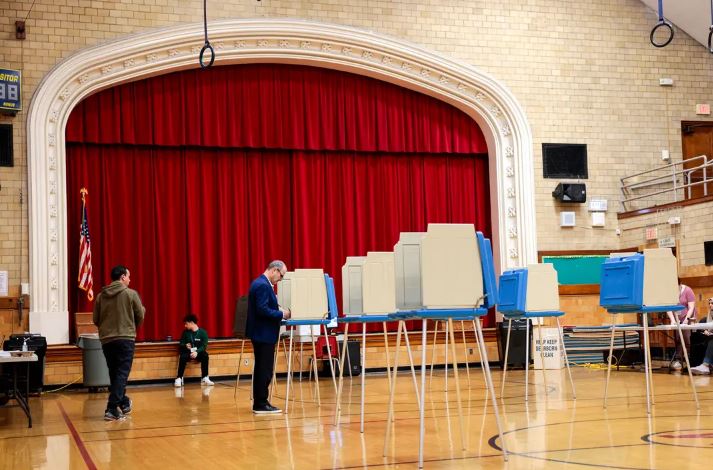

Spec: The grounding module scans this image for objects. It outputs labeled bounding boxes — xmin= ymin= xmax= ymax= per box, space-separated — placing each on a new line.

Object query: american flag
xmin=78 ymin=188 xmax=94 ymax=301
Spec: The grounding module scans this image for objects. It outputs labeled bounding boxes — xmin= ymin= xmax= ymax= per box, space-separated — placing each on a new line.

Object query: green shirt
xmin=179 ymin=327 xmax=209 ymax=353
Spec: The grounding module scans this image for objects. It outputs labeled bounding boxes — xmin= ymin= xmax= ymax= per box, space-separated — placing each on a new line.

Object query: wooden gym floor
xmin=1 ymin=365 xmax=713 ymax=469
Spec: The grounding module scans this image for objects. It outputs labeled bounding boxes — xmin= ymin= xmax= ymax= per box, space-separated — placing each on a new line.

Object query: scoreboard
xmin=0 ymin=69 xmax=21 ymax=113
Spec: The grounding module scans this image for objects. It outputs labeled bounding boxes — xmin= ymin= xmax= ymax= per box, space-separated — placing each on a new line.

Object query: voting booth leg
xmin=322 ymin=324 xmax=338 ymax=396
xmin=460 ymin=321 xmax=471 ymax=384
xmin=444 ymin=320 xmax=449 ymax=391
xmin=401 ymin=320 xmax=421 ymax=410
xmin=447 ymin=318 xmax=467 ymax=451
xmin=536 ymin=321 xmax=548 ymax=393
xmin=251 ymin=355 xmax=255 ymax=403
xmin=346 ymin=338 xmax=353 ymax=378
xmin=285 ymin=329 xmax=295 ymax=413
xmin=603 ymin=325 xmax=616 ymax=408
xmin=501 ymin=318 xmax=513 ymax=398
xmin=474 ymin=315 xmax=508 ymax=460
xmin=645 ymin=325 xmax=655 ymax=406
xmin=299 ymin=342 xmax=304 ymax=381
xmin=310 ymin=331 xmax=321 ymax=405
xmin=524 ymin=319 xmax=531 ymax=401
xmin=383 ymin=322 xmax=393 ymax=392
xmin=269 ymin=337 xmax=281 ymax=402
xmin=473 ymin=319 xmax=488 ymax=386
xmin=429 ymin=320 xmax=439 ymax=384
xmin=383 ymin=320 xmax=404 ymax=456
xmin=556 ymin=318 xmax=576 ymax=399
xmin=361 ymin=322 xmax=367 ymax=433
xmin=234 ymin=338 xmax=246 ymax=399
xmin=642 ymin=315 xmax=652 ymax=414
xmin=286 ymin=335 xmax=296 ymax=399
xmin=334 ymin=323 xmax=350 ymax=426
xmin=418 ymin=318 xmax=428 ymax=469
xmin=673 ymin=314 xmax=700 ymax=409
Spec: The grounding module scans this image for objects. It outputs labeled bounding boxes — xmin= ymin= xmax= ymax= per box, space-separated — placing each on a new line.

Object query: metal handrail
xmin=620 ymin=155 xmax=712 ymax=211
xmin=622 ymin=177 xmax=713 ymax=204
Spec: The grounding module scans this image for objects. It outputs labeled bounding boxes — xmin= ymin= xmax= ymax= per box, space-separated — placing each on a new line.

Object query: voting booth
xmin=600 ymin=249 xmax=678 ymax=311
xmin=599 ymin=248 xmax=696 ymax=414
xmin=278 ymin=269 xmax=329 ymax=320
xmin=498 ymin=263 xmax=575 ymax=399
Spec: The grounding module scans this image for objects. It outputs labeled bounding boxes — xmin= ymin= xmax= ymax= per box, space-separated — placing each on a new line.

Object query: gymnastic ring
xmin=199 ymin=42 xmax=215 ymax=68
xmin=708 ymin=27 xmax=713 ymax=53
xmin=650 ymin=21 xmax=674 ymax=48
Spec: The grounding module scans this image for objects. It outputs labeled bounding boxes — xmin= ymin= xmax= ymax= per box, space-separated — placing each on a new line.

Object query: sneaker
xmin=670 ymin=360 xmax=683 ymax=371
xmin=104 ymin=409 xmax=126 ymax=421
xmin=120 ymin=399 xmax=132 ymax=415
xmin=691 ymin=364 xmax=711 ymax=375
xmin=174 ymin=377 xmax=183 ymax=387
xmin=201 ymin=376 xmax=214 ymax=386
xmin=252 ymin=404 xmax=282 ymax=415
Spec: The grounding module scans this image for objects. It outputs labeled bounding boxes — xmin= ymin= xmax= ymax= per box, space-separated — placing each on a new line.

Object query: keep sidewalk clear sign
xmin=0 ymin=69 xmax=22 ymax=112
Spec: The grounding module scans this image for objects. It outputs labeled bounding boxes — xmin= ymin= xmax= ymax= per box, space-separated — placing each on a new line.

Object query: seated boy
xmin=175 ymin=314 xmax=214 ymax=387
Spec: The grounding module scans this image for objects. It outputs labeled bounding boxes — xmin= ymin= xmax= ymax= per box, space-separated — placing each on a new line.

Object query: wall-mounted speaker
xmin=552 ymin=183 xmax=586 ymax=203
xmin=0 ymin=124 xmax=12 ymax=167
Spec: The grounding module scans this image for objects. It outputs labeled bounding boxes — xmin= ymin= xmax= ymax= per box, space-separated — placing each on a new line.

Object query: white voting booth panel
xmin=277 ymin=269 xmax=328 ymax=320
xmin=342 ymin=253 xmax=396 ymax=315
xmin=527 ymin=264 xmax=563 ymax=369
xmin=394 ymin=232 xmax=424 ymax=309
xmin=642 ymin=248 xmax=679 ymax=306
xmin=363 ymin=252 xmax=396 ymax=314
xmin=421 ymin=224 xmax=484 ymax=308
xmin=342 ymin=257 xmax=366 ymax=315
xmin=525 ymin=263 xmax=560 ymax=312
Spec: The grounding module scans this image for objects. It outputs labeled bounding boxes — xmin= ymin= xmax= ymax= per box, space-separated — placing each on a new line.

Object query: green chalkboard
xmin=541 ymin=255 xmax=608 ymax=285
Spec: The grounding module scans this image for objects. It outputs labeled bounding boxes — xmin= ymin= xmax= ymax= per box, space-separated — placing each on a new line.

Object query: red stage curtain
xmin=66 ymin=64 xmax=486 ymax=154
xmin=66 ymin=64 xmax=492 ymax=341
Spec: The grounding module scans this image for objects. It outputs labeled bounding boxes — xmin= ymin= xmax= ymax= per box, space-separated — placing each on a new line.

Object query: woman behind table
xmin=667 ymin=283 xmax=697 ymax=372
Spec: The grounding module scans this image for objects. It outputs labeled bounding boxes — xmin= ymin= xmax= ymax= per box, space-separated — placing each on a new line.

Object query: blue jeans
xmin=702 ymin=339 xmax=713 ymax=365
xmin=102 ymin=339 xmax=135 ymax=412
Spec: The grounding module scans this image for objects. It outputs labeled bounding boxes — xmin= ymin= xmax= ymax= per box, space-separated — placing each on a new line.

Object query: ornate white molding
xmin=27 ymin=18 xmax=535 ymax=344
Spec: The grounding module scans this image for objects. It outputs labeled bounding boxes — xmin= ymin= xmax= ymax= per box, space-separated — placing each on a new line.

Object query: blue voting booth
xmin=599 ymin=254 xmax=646 ymax=312
xmin=497 ymin=264 xmax=575 ymax=400
xmin=598 ymin=250 xmax=697 ymax=414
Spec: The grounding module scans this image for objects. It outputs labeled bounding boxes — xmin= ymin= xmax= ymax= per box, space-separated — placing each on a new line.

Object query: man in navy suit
xmin=247 ymin=260 xmax=291 ymax=414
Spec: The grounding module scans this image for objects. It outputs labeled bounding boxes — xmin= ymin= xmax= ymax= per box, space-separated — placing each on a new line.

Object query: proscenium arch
xmin=27 ymin=19 xmax=535 ymax=344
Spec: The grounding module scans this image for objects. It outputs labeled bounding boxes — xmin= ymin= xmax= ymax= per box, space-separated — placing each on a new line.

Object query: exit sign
xmin=696 ymin=103 xmax=711 ymax=115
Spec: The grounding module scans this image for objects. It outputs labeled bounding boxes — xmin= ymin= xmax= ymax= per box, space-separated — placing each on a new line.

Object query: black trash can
xmin=77 ymin=334 xmax=110 ymax=390
xmin=497 ymin=319 xmax=531 ymax=369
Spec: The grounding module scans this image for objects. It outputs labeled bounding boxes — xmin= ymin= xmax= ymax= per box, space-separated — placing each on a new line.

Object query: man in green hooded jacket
xmin=93 ymin=265 xmax=145 ymax=421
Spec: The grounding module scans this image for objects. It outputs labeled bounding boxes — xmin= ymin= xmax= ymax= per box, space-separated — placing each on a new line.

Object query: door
xmin=682 ymin=122 xmax=713 ymax=200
